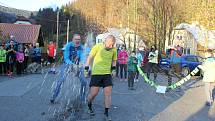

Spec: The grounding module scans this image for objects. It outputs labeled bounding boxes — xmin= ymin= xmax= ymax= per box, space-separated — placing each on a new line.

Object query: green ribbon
xmin=137 ymin=66 xmax=158 ymax=88
xmin=137 ymin=65 xmax=200 ymax=90
xmin=168 ymin=67 xmax=200 ymax=89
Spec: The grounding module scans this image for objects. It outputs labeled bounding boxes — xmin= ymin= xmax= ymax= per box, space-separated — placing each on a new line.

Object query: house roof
xmin=0 ymin=23 xmax=41 ymax=44
xmin=15 ymin=16 xmax=37 ymax=24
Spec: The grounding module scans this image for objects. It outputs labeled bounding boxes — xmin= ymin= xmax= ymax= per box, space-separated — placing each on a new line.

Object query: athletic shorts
xmin=48 ymin=56 xmax=55 ymax=63
xmin=90 ymin=74 xmax=113 ymax=88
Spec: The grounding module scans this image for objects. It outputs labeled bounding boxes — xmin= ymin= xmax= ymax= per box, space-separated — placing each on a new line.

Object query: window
xmin=177 ymin=35 xmax=182 ymax=40
xmin=197 ymin=57 xmax=204 ymax=63
xmin=185 ymin=56 xmax=198 ymax=62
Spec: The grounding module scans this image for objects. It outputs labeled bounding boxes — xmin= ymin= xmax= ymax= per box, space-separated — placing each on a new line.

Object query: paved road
xmin=0 ymin=69 xmax=214 ymax=121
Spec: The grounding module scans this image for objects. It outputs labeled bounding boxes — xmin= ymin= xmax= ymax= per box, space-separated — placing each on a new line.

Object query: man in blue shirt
xmin=168 ymin=45 xmax=182 ymax=86
xmin=50 ymin=34 xmax=84 ymax=103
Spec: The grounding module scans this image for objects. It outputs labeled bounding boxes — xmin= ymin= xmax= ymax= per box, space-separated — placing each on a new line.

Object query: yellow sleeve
xmin=112 ymin=48 xmax=117 ymax=61
xmin=90 ymin=44 xmax=99 ymax=57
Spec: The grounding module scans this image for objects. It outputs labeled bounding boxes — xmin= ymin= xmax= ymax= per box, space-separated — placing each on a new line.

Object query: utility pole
xmin=56 ymin=11 xmax=59 ymax=49
xmin=67 ymin=19 xmax=70 ymax=43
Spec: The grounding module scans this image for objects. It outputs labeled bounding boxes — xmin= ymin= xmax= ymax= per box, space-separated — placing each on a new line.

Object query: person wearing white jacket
xmin=147 ymin=45 xmax=159 ymax=81
xmin=198 ymin=49 xmax=215 ymax=106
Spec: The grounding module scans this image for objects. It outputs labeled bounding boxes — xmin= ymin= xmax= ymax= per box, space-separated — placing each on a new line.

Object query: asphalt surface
xmin=0 ymin=67 xmax=214 ymax=121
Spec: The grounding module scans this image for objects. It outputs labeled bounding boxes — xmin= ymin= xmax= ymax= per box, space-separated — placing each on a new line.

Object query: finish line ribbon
xmin=137 ymin=66 xmax=201 ymax=90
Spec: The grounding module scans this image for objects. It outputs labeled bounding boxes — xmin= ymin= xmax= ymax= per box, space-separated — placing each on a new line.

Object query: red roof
xmin=0 ymin=23 xmax=41 ymax=44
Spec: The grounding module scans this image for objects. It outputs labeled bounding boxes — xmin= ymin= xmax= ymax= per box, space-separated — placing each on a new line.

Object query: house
xmin=166 ymin=23 xmax=215 ymax=57
xmin=0 ymin=23 xmax=41 ymax=44
xmin=14 ymin=16 xmax=36 ymax=25
xmin=96 ymin=28 xmax=145 ymax=50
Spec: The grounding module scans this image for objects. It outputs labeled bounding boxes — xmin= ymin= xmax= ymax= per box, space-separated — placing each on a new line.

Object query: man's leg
xmin=205 ymin=82 xmax=213 ymax=106
xmin=103 ymin=86 xmax=112 ymax=119
xmin=172 ymin=63 xmax=181 ymax=79
xmin=87 ymin=86 xmax=100 ymax=115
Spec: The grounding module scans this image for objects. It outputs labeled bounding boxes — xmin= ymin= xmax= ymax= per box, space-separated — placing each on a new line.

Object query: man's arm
xmin=85 ymin=54 xmax=93 ymax=67
xmin=112 ymin=60 xmax=116 ymax=67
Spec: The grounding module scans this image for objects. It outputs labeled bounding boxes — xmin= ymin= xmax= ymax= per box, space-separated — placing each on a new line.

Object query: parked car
xmin=159 ymin=55 xmax=204 ymax=77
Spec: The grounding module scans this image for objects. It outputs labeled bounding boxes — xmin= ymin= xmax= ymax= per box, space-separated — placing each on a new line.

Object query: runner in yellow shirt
xmin=85 ymin=35 xmax=117 ymax=121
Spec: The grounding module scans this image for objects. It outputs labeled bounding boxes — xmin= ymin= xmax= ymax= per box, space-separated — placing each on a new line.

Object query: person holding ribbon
xmin=198 ymin=49 xmax=215 ymax=106
xmin=85 ymin=35 xmax=117 ymax=121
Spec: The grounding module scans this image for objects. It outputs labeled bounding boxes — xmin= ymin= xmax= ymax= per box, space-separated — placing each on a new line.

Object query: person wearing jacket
xmin=16 ymin=45 xmax=24 ymax=75
xmin=50 ymin=34 xmax=84 ymax=103
xmin=128 ymin=51 xmax=138 ymax=90
xmin=118 ymin=45 xmax=128 ymax=81
xmin=168 ymin=45 xmax=182 ymax=86
xmin=34 ymin=43 xmax=42 ymax=64
xmin=147 ymin=45 xmax=159 ymax=81
xmin=24 ymin=44 xmax=29 ymax=71
xmin=0 ymin=44 xmax=7 ymax=75
xmin=47 ymin=41 xmax=56 ymax=73
xmin=6 ymin=40 xmax=17 ymax=76
xmin=198 ymin=49 xmax=215 ymax=106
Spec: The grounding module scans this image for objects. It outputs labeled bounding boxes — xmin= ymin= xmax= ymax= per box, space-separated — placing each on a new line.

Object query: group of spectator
xmin=115 ymin=44 xmax=186 ymax=90
xmin=0 ymin=39 xmax=42 ymax=77
xmin=115 ymin=45 xmax=144 ymax=89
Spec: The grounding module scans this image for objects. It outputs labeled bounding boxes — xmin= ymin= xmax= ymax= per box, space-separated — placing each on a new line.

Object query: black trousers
xmin=120 ymin=64 xmax=127 ymax=79
xmin=16 ymin=61 xmax=24 ymax=75
xmin=147 ymin=62 xmax=158 ymax=80
xmin=128 ymin=71 xmax=136 ymax=88
xmin=116 ymin=62 xmax=120 ymax=77
xmin=0 ymin=62 xmax=7 ymax=74
xmin=24 ymin=56 xmax=29 ymax=70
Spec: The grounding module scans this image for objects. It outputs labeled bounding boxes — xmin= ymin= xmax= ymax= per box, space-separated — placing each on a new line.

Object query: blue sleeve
xmin=64 ymin=43 xmax=73 ymax=65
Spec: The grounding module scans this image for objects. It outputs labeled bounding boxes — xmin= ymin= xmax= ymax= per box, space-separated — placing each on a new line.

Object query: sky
xmin=0 ymin=0 xmax=73 ymax=11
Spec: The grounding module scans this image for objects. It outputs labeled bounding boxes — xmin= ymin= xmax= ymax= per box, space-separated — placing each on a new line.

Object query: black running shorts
xmin=90 ymin=74 xmax=113 ymax=88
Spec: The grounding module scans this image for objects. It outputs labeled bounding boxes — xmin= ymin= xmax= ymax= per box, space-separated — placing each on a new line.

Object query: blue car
xmin=159 ymin=55 xmax=204 ymax=76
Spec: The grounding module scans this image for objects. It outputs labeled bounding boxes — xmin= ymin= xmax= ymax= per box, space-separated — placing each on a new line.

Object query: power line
xmin=35 ymin=16 xmax=73 ymax=23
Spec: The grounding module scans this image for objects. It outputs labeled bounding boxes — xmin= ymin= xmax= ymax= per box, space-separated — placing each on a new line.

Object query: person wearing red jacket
xmin=47 ymin=41 xmax=56 ymax=73
xmin=117 ymin=46 xmax=128 ymax=81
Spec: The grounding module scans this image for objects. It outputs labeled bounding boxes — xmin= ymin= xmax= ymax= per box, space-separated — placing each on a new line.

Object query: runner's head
xmin=72 ymin=34 xmax=81 ymax=46
xmin=104 ymin=35 xmax=116 ymax=51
